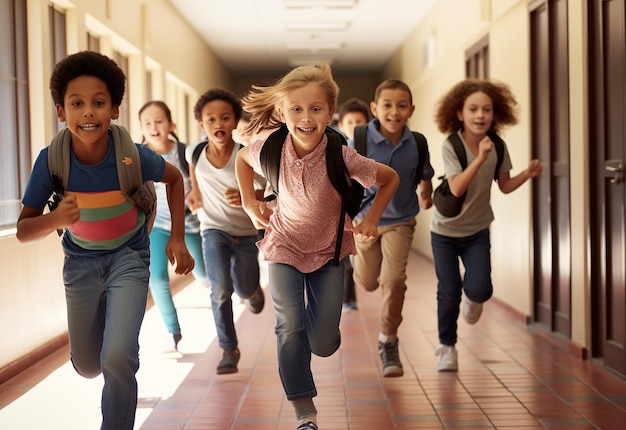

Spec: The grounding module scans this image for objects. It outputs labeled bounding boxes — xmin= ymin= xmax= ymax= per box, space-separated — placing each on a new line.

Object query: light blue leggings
xmin=149 ymin=227 xmax=208 ymax=334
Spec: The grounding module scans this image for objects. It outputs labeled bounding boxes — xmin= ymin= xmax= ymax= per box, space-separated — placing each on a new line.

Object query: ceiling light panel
xmin=287 ymin=21 xmax=350 ymax=31
xmin=284 ymin=0 xmax=357 ymax=9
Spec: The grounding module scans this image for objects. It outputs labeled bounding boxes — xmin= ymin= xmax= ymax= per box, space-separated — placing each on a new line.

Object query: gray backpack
xmin=47 ymin=124 xmax=157 ymax=235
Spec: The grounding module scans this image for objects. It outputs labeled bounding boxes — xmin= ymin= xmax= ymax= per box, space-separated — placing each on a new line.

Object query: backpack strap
xmin=47 ymin=127 xmax=72 ymax=198
xmin=447 ymin=132 xmax=468 ymax=170
xmin=177 ymin=141 xmax=189 ymax=177
xmin=353 ymin=125 xmax=368 ymax=156
xmin=488 ymin=131 xmax=505 ymax=181
xmin=325 ymin=127 xmax=352 ymax=266
xmin=191 ymin=141 xmax=209 ymax=167
xmin=412 ymin=131 xmax=429 ymax=188
xmin=259 ymin=125 xmax=289 ymax=192
xmin=47 ymin=128 xmax=73 ymax=236
xmin=110 ymin=124 xmax=143 ymax=202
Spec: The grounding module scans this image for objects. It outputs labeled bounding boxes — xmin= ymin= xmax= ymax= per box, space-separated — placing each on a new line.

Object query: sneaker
xmin=462 ymin=296 xmax=483 ymax=324
xmin=378 ymin=338 xmax=404 ymax=377
xmin=245 ymin=287 xmax=265 ymax=314
xmin=216 ymin=348 xmax=240 ymax=374
xmin=435 ymin=344 xmax=458 ymax=371
xmin=296 ymin=421 xmax=318 ymax=430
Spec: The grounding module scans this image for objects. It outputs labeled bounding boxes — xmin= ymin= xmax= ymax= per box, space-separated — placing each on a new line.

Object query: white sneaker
xmin=462 ymin=296 xmax=483 ymax=324
xmin=434 ymin=344 xmax=458 ymax=371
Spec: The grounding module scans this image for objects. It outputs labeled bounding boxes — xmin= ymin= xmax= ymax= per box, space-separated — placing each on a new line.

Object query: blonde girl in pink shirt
xmin=236 ymin=64 xmax=398 ymax=430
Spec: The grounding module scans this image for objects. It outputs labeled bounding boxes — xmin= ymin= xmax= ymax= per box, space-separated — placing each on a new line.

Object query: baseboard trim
xmin=0 ymin=333 xmax=68 ymax=385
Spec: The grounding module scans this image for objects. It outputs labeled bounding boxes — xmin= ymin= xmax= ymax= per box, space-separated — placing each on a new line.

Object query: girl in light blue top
xmin=139 ymin=101 xmax=209 ymax=351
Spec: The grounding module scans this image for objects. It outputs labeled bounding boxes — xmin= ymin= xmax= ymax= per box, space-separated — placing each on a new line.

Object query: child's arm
xmin=353 ymin=162 xmax=399 ymax=242
xmin=497 ymin=159 xmax=542 ymax=194
xmin=235 ymin=146 xmax=271 ymax=229
xmin=447 ymin=136 xmax=492 ymax=197
xmin=187 ymin=160 xmax=203 ymax=213
xmin=161 ymin=162 xmax=195 ymax=275
xmin=16 ymin=195 xmax=80 ymax=242
xmin=418 ymin=179 xmax=433 ymax=209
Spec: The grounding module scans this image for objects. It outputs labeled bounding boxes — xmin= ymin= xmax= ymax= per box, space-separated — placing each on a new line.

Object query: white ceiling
xmin=169 ymin=0 xmax=436 ymax=75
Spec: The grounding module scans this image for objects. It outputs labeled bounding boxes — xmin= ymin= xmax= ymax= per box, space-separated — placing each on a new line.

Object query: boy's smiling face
xmin=56 ymin=75 xmax=119 ymax=148
xmin=371 ymin=88 xmax=414 ymax=138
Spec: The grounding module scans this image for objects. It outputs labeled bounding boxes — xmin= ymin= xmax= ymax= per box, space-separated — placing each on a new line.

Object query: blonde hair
xmin=243 ymin=63 xmax=339 ymax=134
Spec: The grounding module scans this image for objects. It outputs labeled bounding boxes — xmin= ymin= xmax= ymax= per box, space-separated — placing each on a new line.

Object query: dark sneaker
xmin=164 ymin=333 xmax=182 ymax=353
xmin=216 ymin=348 xmax=240 ymax=374
xmin=296 ymin=421 xmax=318 ymax=430
xmin=245 ymin=287 xmax=265 ymax=314
xmin=378 ymin=338 xmax=404 ymax=377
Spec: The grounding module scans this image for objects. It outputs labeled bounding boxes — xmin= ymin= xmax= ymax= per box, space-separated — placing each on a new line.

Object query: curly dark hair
xmin=434 ymin=78 xmax=518 ymax=135
xmin=193 ymin=88 xmax=242 ymax=122
xmin=338 ymin=97 xmax=371 ymax=122
xmin=49 ymin=51 xmax=126 ymax=107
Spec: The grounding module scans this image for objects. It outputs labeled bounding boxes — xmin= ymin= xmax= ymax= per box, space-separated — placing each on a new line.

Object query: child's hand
xmin=527 ymin=159 xmax=542 ymax=178
xmin=225 ymin=188 xmax=242 ymax=207
xmin=478 ymin=136 xmax=494 ymax=160
xmin=187 ymin=190 xmax=202 ymax=213
xmin=419 ymin=192 xmax=433 ymax=210
xmin=242 ymin=199 xmax=271 ymax=229
xmin=353 ymin=219 xmax=378 ymax=242
xmin=166 ymin=238 xmax=195 ymax=275
xmin=54 ymin=194 xmax=80 ymax=229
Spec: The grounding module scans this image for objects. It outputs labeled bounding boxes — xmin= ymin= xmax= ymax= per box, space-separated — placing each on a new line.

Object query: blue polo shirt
xmin=349 ymin=119 xmax=434 ymax=226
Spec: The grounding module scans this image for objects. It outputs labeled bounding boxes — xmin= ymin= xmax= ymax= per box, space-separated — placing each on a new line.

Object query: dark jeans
xmin=431 ymin=229 xmax=492 ymax=345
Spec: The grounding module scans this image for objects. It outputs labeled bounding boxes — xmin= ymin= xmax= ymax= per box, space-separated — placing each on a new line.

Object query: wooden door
xmin=589 ymin=0 xmax=626 ymax=376
xmin=529 ymin=0 xmax=572 ymax=337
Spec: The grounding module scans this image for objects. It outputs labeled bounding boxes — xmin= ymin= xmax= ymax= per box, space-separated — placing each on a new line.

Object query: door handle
xmin=605 ymin=161 xmax=624 ymax=184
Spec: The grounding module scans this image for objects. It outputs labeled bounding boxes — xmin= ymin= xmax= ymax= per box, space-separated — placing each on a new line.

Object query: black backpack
xmin=433 ymin=131 xmax=505 ymax=217
xmin=353 ymin=124 xmax=429 ymax=207
xmin=259 ymin=125 xmax=363 ymax=265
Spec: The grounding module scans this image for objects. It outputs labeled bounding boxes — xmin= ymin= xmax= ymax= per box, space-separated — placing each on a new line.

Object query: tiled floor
xmin=1 ymin=251 xmax=626 ymax=429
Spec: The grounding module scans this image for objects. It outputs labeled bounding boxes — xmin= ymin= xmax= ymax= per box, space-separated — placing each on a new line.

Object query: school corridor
xmin=1 ymin=251 xmax=625 ymax=430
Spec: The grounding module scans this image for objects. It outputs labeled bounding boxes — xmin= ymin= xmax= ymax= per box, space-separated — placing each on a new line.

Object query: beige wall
xmin=381 ymin=0 xmax=590 ymax=350
xmin=0 ymin=0 xmax=230 ymax=372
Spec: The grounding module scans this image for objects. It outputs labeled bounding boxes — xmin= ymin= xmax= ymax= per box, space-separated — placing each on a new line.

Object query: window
xmin=145 ymin=68 xmax=153 ymax=102
xmin=111 ymin=50 xmax=130 ymax=130
xmin=465 ymin=35 xmax=489 ymax=78
xmin=87 ymin=32 xmax=100 ymax=52
xmin=0 ymin=0 xmax=30 ymax=227
xmin=49 ymin=4 xmax=66 ymax=135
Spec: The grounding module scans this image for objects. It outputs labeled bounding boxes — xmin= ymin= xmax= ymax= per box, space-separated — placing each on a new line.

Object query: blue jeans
xmin=63 ymin=246 xmax=150 ymax=430
xmin=149 ymin=227 xmax=208 ymax=334
xmin=201 ymin=229 xmax=260 ymax=349
xmin=268 ymin=259 xmax=344 ymax=400
xmin=431 ymin=229 xmax=492 ymax=346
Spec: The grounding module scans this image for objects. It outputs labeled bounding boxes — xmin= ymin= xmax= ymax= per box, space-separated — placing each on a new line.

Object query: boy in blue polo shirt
xmin=350 ymin=79 xmax=434 ymax=377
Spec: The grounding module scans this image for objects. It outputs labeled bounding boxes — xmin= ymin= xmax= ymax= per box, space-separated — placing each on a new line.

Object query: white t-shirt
xmin=186 ymin=142 xmax=262 ymax=236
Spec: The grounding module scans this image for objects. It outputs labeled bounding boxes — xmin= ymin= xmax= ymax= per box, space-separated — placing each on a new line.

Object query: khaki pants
xmin=352 ymin=218 xmax=416 ymax=335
